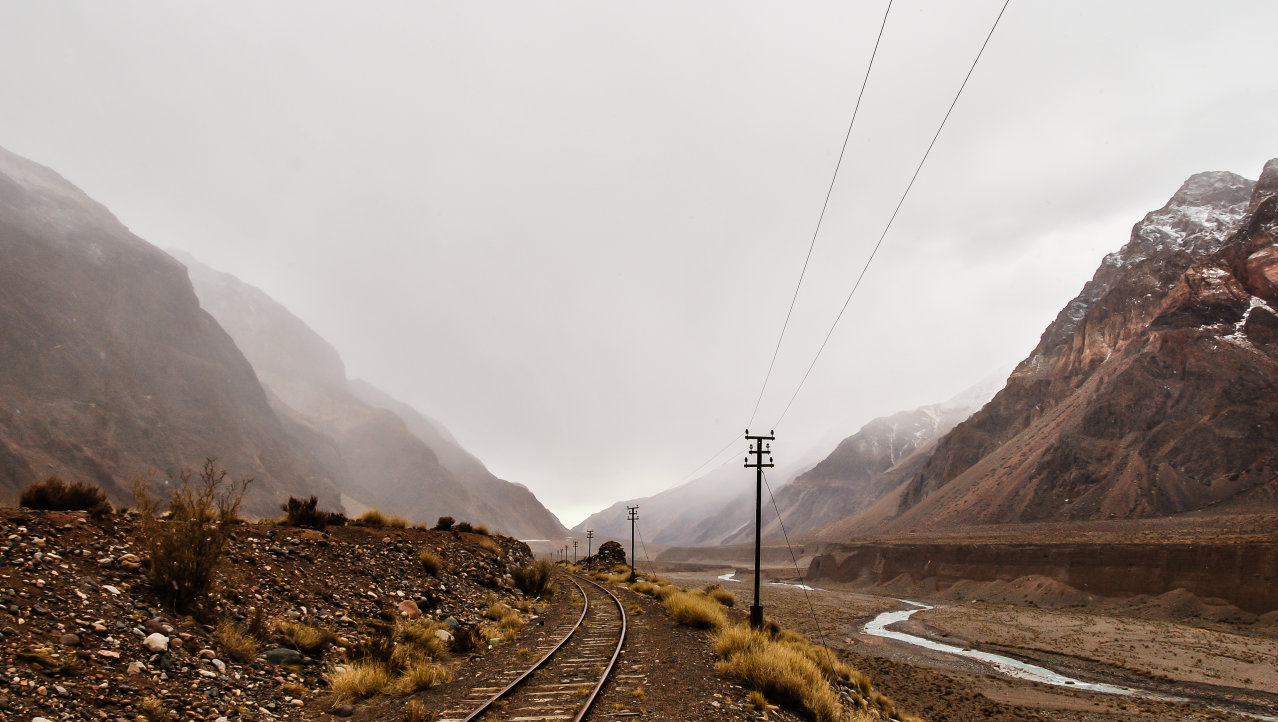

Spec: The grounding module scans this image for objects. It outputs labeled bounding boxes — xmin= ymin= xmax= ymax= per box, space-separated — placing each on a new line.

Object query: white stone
xmin=143 ymin=632 xmax=169 ymax=652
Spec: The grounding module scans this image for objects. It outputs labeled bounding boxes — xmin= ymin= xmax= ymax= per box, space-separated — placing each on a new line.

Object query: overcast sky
xmin=2 ymin=1 xmax=1275 ymax=526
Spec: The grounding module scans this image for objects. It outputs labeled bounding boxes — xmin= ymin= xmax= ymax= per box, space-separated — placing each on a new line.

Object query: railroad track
xmin=438 ymin=573 xmax=627 ymax=722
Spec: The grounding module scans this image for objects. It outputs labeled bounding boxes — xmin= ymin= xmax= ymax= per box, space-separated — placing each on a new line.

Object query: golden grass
xmin=386 ymin=515 xmax=408 ymax=528
xmin=393 ymin=658 xmax=452 ymax=693
xmin=662 ymin=589 xmax=728 ymax=629
xmin=651 ymin=584 xmax=681 ymax=602
xmin=403 ymin=700 xmax=428 ymax=722
xmin=352 ymin=509 xmax=389 ymax=527
xmin=328 ymin=660 xmax=393 ymax=701
xmin=396 ymin=618 xmax=450 ymax=659
xmin=214 ymin=620 xmax=261 ymax=663
xmin=418 ymin=548 xmax=443 ymax=576
xmin=276 ymin=619 xmax=340 ymax=655
xmin=477 ymin=536 xmax=502 ymax=555
xmin=630 ymin=580 xmax=657 ymax=595
xmin=136 ymin=696 xmax=167 ymax=721
xmin=713 ymin=623 xmax=843 ymax=722
xmin=704 ymin=584 xmax=736 ymax=607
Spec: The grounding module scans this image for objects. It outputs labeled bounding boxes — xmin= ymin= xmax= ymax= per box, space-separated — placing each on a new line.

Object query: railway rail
xmin=438 ymin=573 xmax=627 ymax=722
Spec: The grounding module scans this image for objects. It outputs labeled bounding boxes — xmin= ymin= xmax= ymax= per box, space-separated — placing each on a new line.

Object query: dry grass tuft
xmin=704 ymin=584 xmax=736 ymax=607
xmin=418 ymin=548 xmax=443 ymax=576
xmin=713 ymin=623 xmax=843 ymax=722
xmin=214 ymin=619 xmax=261 ymax=663
xmin=629 ymin=580 xmax=657 ymax=596
xmin=477 ymin=536 xmax=502 ymax=555
xmin=351 ymin=509 xmax=389 ymax=528
xmin=394 ymin=658 xmax=453 ymax=693
xmin=662 ymin=589 xmax=728 ymax=629
xmin=511 ymin=559 xmax=556 ymax=597
xmin=651 ymin=584 xmax=681 ymax=602
xmin=386 ymin=514 xmax=408 ymax=528
xmin=328 ymin=660 xmax=393 ymax=701
xmin=397 ymin=618 xmax=450 ymax=660
xmin=276 ymin=619 xmax=340 ymax=655
xmin=136 ymin=696 xmax=168 ymax=721
xmin=403 ymin=700 xmax=429 ymax=722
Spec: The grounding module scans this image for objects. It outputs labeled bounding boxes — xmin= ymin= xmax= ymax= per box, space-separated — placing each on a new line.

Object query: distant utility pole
xmin=586 ymin=530 xmax=594 ymax=571
xmin=626 ymin=505 xmax=639 ymax=580
xmin=745 ymin=429 xmax=775 ymax=629
xmin=572 ymin=539 xmax=578 ymax=565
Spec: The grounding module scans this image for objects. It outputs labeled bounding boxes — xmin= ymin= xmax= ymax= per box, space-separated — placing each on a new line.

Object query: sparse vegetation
xmin=662 ymin=588 xmax=728 ymax=629
xmin=394 ymin=658 xmax=452 ymax=693
xmin=455 ymin=520 xmax=474 ymax=533
xmin=477 ymin=536 xmax=502 ymax=556
xmin=511 ymin=559 xmax=556 ymax=598
xmin=214 ymin=620 xmax=261 ymax=663
xmin=19 ymin=477 xmax=110 ymax=516
xmin=403 ymin=699 xmax=429 ymax=722
xmin=328 ymin=660 xmax=393 ymax=701
xmin=133 ymin=459 xmax=250 ymax=609
xmin=473 ymin=523 xmax=490 ymax=535
xmin=704 ymin=584 xmax=736 ymax=607
xmin=433 ymin=516 xmax=455 ymax=531
xmin=351 ymin=508 xmax=406 ymax=528
xmin=276 ymin=619 xmax=340 ymax=654
xmin=418 ymin=548 xmax=443 ymax=576
xmin=136 ymin=696 xmax=168 ymax=721
xmin=279 ymin=495 xmax=346 ymax=530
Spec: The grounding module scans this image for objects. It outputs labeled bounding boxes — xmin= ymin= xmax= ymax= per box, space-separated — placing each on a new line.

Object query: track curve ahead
xmin=440 ymin=573 xmax=627 ymax=722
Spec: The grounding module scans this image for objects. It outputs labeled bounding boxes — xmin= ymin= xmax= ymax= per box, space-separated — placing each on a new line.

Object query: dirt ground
xmin=660 ymin=568 xmax=1278 ymax=722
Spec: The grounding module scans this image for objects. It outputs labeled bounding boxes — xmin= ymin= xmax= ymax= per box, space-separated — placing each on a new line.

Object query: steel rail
xmin=460 ymin=576 xmax=590 ymax=722
xmin=571 ymin=574 xmax=628 ymax=722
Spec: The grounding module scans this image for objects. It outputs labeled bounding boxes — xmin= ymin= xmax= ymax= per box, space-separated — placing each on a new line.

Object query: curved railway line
xmin=438 ymin=573 xmax=627 ymax=722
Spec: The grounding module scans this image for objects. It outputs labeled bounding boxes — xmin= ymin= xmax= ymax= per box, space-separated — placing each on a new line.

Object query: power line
xmin=747 ymin=0 xmax=896 ymax=428
xmin=773 ymin=0 xmax=1013 ymax=429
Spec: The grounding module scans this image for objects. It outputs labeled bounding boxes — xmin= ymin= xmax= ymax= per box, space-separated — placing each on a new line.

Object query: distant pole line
xmin=772 ymin=0 xmax=1013 ymax=430
xmin=747 ymin=0 xmax=895 ymax=429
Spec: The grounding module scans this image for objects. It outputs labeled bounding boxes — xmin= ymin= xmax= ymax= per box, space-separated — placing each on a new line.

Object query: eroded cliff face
xmin=888 ymin=161 xmax=1278 ymax=527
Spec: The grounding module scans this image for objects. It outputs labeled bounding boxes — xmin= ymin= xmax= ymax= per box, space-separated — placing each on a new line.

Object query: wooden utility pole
xmin=573 ymin=539 xmax=578 ymax=565
xmin=586 ymin=530 xmax=594 ymax=571
xmin=627 ymin=505 xmax=639 ymax=580
xmin=745 ymin=429 xmax=775 ymax=629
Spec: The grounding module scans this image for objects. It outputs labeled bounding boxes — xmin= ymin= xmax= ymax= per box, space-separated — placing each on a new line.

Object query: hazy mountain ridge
xmin=0 ymin=145 xmax=345 ymax=515
xmin=176 ymin=252 xmax=568 ymax=539
xmin=830 ymin=160 xmax=1278 ymax=534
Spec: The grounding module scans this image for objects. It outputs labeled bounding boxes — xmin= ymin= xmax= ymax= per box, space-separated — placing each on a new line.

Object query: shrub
xmin=404 ymin=699 xmax=429 ymax=722
xmin=279 ymin=495 xmax=346 ymax=530
xmin=663 ymin=589 xmax=727 ymax=629
xmin=713 ymin=623 xmax=842 ymax=722
xmin=19 ymin=477 xmax=110 ymax=516
xmin=328 ymin=660 xmax=392 ymax=701
xmin=455 ymin=521 xmax=474 ymax=533
xmin=214 ymin=620 xmax=261 ymax=663
xmin=433 ymin=516 xmax=455 ymax=531
xmin=705 ymin=584 xmax=736 ymax=607
xmin=630 ymin=581 xmax=657 ymax=596
xmin=511 ymin=559 xmax=555 ymax=597
xmin=418 ymin=549 xmax=443 ymax=576
xmin=352 ymin=509 xmax=389 ymax=528
xmin=133 ymin=459 xmax=250 ymax=609
xmin=387 ymin=514 xmax=408 ymax=529
xmin=397 ymin=619 xmax=449 ymax=660
xmin=477 ymin=537 xmax=502 ymax=556
xmin=394 ymin=659 xmax=452 ymax=693
xmin=276 ymin=620 xmax=340 ymax=655
xmin=473 ymin=524 xmax=490 ymax=536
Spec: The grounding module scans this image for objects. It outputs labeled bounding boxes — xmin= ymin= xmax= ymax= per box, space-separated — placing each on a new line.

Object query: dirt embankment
xmin=808 ymin=542 xmax=1278 ymax=614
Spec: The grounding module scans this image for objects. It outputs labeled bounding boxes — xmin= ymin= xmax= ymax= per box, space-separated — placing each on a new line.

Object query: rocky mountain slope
xmin=0 ymin=145 xmax=344 ymax=516
xmin=176 ymin=253 xmax=568 ymax=539
xmin=826 ymin=159 xmax=1278 ymax=536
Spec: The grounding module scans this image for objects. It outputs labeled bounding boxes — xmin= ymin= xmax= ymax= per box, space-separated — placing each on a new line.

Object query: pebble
xmin=126 ymin=661 xmax=146 ymax=675
xmin=59 ymin=633 xmax=80 ymax=647
xmin=331 ymin=704 xmax=354 ymax=717
xmin=143 ymin=632 xmax=169 ymax=652
xmin=198 ymin=648 xmax=217 ymax=660
xmin=397 ymin=599 xmax=422 ymax=619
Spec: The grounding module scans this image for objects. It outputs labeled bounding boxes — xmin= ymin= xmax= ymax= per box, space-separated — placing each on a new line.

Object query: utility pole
xmin=627 ymin=505 xmax=639 ymax=581
xmin=745 ymin=429 xmax=775 ymax=629
xmin=572 ymin=539 xmax=578 ymax=565
xmin=586 ymin=530 xmax=594 ymax=571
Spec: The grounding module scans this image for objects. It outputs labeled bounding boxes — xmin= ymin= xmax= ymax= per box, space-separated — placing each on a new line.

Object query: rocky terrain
xmin=177 ymin=252 xmax=567 ymax=539
xmin=820 ymin=159 xmax=1278 ymax=536
xmin=0 ymin=505 xmax=541 ymax=721
xmin=0 ymin=145 xmax=344 ymax=517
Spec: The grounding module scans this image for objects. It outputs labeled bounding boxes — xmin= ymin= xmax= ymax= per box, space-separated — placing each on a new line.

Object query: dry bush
xmin=477 ymin=536 xmax=502 ymax=556
xmin=387 ymin=515 xmax=408 ymax=529
xmin=455 ymin=521 xmax=474 ymax=533
xmin=403 ymin=700 xmax=429 ymax=722
xmin=19 ymin=477 xmax=111 ymax=516
xmin=630 ymin=581 xmax=657 ymax=596
xmin=214 ymin=620 xmax=261 ymax=663
xmin=397 ymin=619 xmax=449 ymax=660
xmin=511 ymin=559 xmax=555 ymax=597
xmin=418 ymin=548 xmax=443 ymax=576
xmin=279 ymin=495 xmax=346 ymax=530
xmin=662 ymin=589 xmax=728 ymax=629
xmin=394 ymin=658 xmax=452 ymax=693
xmin=714 ymin=623 xmax=842 ymax=722
xmin=473 ymin=524 xmax=490 ymax=535
xmin=351 ymin=509 xmax=389 ymax=528
xmin=651 ymin=584 xmax=680 ymax=602
xmin=433 ymin=516 xmax=455 ymax=531
xmin=704 ymin=584 xmax=736 ymax=607
xmin=486 ymin=602 xmax=523 ymax=636
xmin=328 ymin=660 xmax=393 ymax=701
xmin=133 ymin=459 xmax=249 ymax=609
xmin=276 ymin=620 xmax=340 ymax=655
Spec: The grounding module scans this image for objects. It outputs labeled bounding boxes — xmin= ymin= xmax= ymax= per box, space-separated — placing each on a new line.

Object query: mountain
xmin=175 ymin=252 xmax=568 ymax=539
xmin=826 ymin=160 xmax=1278 ymax=535
xmin=0 ymin=145 xmax=344 ymax=515
xmin=573 ymin=376 xmax=1000 ymax=547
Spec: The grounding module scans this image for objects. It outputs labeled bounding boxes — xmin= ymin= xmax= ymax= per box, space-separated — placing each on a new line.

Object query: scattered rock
xmin=58 ymin=633 xmax=80 ymax=647
xmin=397 ymin=599 xmax=421 ymax=619
xmin=331 ymin=704 xmax=355 ymax=717
xmin=262 ymin=647 xmax=304 ymax=665
xmin=142 ymin=632 xmax=169 ymax=652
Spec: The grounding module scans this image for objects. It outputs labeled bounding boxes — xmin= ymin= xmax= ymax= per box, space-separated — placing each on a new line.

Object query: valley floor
xmin=661 ymin=568 xmax=1278 ymax=722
